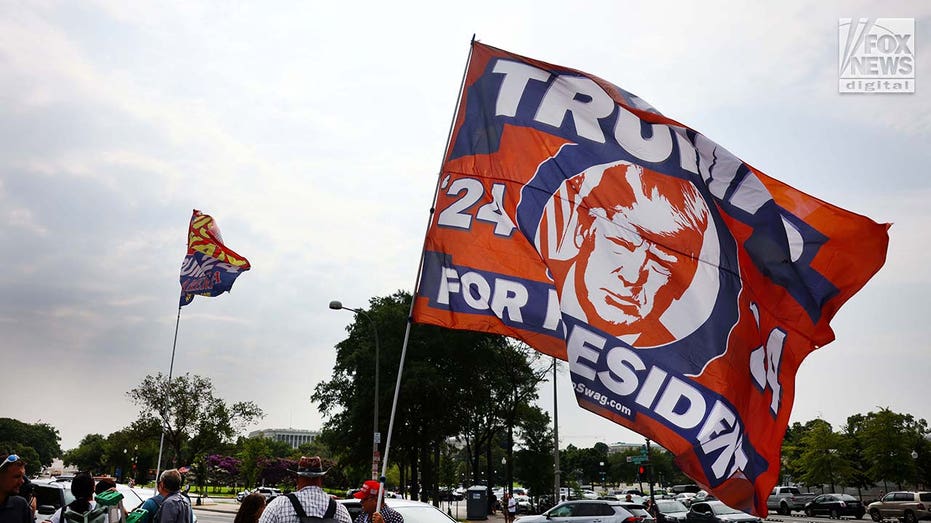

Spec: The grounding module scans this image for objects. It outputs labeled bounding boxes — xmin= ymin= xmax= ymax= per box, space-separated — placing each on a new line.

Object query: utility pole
xmin=646 ymin=439 xmax=655 ymax=505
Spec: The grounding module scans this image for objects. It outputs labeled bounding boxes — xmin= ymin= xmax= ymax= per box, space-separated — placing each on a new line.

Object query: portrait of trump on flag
xmin=539 ymin=160 xmax=720 ymax=348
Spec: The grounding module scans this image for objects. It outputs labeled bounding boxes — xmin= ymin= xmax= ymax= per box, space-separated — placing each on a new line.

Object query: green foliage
xmin=127 ymin=372 xmax=264 ymax=467
xmin=63 ymin=434 xmax=108 ymax=474
xmin=0 ymin=418 xmax=62 ymax=474
xmin=779 ymin=409 xmax=929 ymax=492
xmin=513 ymin=406 xmax=553 ymax=498
xmin=795 ymin=419 xmax=854 ymax=491
xmin=313 ymin=291 xmax=551 ymax=500
xmin=848 ymin=408 xmax=928 ymax=489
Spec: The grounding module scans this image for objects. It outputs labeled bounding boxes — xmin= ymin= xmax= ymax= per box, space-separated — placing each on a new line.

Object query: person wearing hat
xmin=258 ymin=456 xmax=350 ymax=523
xmin=352 ymin=481 xmax=402 ymax=523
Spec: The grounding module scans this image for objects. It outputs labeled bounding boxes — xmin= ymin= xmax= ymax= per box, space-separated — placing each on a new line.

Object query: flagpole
xmin=153 ymin=304 xmax=182 ymax=492
xmin=553 ymin=357 xmax=560 ymax=502
xmin=377 ymin=36 xmax=476 ymax=513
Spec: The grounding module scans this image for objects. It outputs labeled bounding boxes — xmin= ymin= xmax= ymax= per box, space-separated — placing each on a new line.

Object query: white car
xmin=32 ymin=479 xmax=145 ymax=522
xmin=337 ymin=497 xmax=459 ymax=523
xmin=517 ymin=500 xmax=638 ymax=523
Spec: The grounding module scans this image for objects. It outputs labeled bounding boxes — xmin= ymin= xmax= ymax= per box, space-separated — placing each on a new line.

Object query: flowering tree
xmin=207 ymin=454 xmax=241 ymax=488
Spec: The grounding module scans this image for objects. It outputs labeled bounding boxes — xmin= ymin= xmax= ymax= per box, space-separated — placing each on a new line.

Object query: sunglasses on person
xmin=0 ymin=454 xmax=21 ymax=472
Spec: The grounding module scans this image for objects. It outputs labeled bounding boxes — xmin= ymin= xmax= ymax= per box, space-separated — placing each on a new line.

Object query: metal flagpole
xmin=376 ymin=36 xmax=476 ymax=514
xmin=153 ymin=305 xmax=182 ymax=493
xmin=553 ymin=357 xmax=560 ymax=503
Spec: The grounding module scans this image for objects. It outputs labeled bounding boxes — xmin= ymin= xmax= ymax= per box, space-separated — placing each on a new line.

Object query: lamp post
xmin=599 ymin=461 xmax=605 ymax=493
xmin=912 ymin=450 xmax=919 ymax=489
xmin=330 ymin=300 xmax=381 ymax=480
xmin=502 ymin=457 xmax=507 ymax=494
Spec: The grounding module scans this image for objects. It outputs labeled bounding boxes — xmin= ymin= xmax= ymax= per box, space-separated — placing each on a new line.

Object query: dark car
xmin=655 ymin=499 xmax=690 ymax=523
xmin=686 ymin=501 xmax=762 ymax=523
xmin=804 ymin=494 xmax=865 ymax=519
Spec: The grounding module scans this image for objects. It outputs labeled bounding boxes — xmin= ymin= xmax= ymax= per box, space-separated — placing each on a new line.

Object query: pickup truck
xmin=767 ymin=486 xmax=817 ymax=515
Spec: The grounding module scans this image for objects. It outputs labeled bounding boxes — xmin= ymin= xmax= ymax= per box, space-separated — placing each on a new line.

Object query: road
xmin=191 ymin=500 xmax=876 ymax=523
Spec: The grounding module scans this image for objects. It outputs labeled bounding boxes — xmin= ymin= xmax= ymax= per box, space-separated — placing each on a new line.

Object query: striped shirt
xmin=258 ymin=487 xmax=351 ymax=523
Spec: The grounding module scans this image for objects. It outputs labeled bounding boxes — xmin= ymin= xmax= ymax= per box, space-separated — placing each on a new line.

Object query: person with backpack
xmin=257 ymin=456 xmax=350 ymax=523
xmin=50 ymin=473 xmax=109 ymax=523
xmin=152 ymin=470 xmax=191 ymax=523
xmin=138 ymin=484 xmax=164 ymax=523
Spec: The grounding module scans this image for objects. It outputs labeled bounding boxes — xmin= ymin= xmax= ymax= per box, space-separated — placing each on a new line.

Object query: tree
xmin=63 ymin=434 xmax=108 ymax=474
xmin=206 ymin=454 xmax=241 ymax=489
xmin=0 ymin=418 xmax=62 ymax=474
xmin=852 ymin=408 xmax=929 ymax=490
xmin=313 ymin=291 xmax=548 ymax=503
xmin=127 ymin=373 xmax=264 ymax=467
xmin=795 ymin=419 xmax=853 ymax=492
xmin=513 ymin=405 xmax=554 ymax=503
xmin=236 ymin=436 xmax=292 ymax=488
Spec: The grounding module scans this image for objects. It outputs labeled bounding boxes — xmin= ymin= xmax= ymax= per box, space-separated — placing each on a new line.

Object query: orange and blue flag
xmin=412 ymin=42 xmax=889 ymax=515
xmin=179 ymin=209 xmax=251 ymax=307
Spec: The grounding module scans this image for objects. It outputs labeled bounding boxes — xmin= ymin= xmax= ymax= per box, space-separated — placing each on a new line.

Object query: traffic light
xmin=638 ymin=465 xmax=645 ymax=475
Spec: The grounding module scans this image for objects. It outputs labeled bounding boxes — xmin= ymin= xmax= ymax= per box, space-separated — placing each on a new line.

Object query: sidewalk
xmin=192 ymin=498 xmax=238 ymax=513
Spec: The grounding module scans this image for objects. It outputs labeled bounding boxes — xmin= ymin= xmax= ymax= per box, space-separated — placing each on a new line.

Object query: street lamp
xmin=912 ymin=450 xmax=919 ymax=489
xmin=599 ymin=461 xmax=605 ymax=492
xmin=330 ymin=300 xmax=381 ymax=480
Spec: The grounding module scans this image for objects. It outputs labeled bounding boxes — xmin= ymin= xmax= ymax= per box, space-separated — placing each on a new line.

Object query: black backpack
xmin=285 ymin=494 xmax=338 ymax=523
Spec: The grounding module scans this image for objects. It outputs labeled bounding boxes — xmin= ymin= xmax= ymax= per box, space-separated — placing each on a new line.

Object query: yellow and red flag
xmin=179 ymin=209 xmax=250 ymax=307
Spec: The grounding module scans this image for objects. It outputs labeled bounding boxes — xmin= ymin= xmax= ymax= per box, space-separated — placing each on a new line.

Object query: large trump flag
xmin=412 ymin=42 xmax=888 ymax=515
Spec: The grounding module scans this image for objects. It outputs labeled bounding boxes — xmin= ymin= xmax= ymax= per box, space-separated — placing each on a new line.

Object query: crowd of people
xmin=0 ymin=454 xmax=402 ymax=523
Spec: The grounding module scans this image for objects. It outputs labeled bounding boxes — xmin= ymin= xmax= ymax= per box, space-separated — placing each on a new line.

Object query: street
xmin=191 ymin=500 xmax=876 ymax=523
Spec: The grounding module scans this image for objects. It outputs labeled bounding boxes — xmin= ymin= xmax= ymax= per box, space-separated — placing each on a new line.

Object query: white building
xmin=248 ymin=428 xmax=319 ymax=449
xmin=607 ymin=442 xmax=645 ymax=455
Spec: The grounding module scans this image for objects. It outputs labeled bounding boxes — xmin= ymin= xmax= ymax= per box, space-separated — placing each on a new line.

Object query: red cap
xmin=353 ymin=480 xmax=381 ymax=499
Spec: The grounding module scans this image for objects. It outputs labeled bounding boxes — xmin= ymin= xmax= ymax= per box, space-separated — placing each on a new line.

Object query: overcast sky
xmin=2 ymin=1 xmax=929 ymax=455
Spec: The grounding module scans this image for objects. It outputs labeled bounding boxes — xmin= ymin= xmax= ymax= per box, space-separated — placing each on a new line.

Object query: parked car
xmin=867 ymin=491 xmax=931 ymax=523
xmin=669 ymin=486 xmax=702 ymax=495
xmin=512 ymin=489 xmax=533 ymax=514
xmin=337 ymin=497 xmax=459 ymax=523
xmin=767 ymin=486 xmax=818 ymax=516
xmin=437 ymin=489 xmax=463 ymax=501
xmin=655 ymin=499 xmax=690 ymax=523
xmin=804 ymin=494 xmax=866 ymax=519
xmin=676 ymin=493 xmax=698 ymax=507
xmin=617 ymin=502 xmax=656 ymax=523
xmin=685 ymin=501 xmax=761 ymax=523
xmin=32 ymin=479 xmax=147 ymax=522
xmin=517 ymin=500 xmax=639 ymax=523
xmin=254 ymin=487 xmax=283 ymax=502
xmin=602 ymin=495 xmax=646 ymax=505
